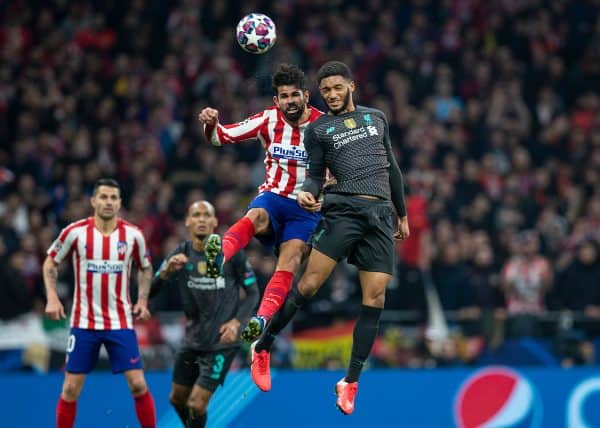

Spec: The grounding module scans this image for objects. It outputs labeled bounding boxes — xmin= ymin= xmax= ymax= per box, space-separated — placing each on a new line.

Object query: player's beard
xmin=282 ymin=103 xmax=305 ymax=122
xmin=97 ymin=210 xmax=116 ymax=221
xmin=327 ymin=89 xmax=351 ymax=115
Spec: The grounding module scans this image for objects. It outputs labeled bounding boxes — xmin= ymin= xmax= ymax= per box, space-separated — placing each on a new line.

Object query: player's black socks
xmin=172 ymin=404 xmax=188 ymax=425
xmin=187 ymin=410 xmax=207 ymax=428
xmin=256 ymin=288 xmax=307 ymax=352
xmin=346 ymin=305 xmax=382 ymax=383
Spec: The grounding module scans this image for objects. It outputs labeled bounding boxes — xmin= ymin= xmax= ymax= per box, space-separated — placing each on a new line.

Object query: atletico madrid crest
xmin=117 ymin=241 xmax=127 ymax=255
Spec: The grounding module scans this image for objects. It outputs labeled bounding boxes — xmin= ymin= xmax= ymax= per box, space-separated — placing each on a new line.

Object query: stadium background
xmin=1 ymin=0 xmax=599 ymax=426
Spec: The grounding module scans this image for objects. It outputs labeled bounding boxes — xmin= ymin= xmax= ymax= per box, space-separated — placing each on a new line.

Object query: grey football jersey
xmin=302 ymin=106 xmax=406 ymax=216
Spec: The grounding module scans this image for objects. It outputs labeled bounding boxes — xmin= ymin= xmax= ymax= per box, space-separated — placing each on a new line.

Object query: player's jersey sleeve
xmin=132 ymin=228 xmax=152 ymax=269
xmin=302 ymin=123 xmax=326 ymax=198
xmin=204 ymin=111 xmax=268 ymax=146
xmin=47 ymin=223 xmax=80 ymax=263
xmin=381 ymin=112 xmax=407 ymax=217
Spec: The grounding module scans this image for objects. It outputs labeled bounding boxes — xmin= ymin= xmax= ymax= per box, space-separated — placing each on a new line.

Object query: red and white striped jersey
xmin=47 ymin=217 xmax=152 ymax=330
xmin=204 ymin=106 xmax=324 ymax=199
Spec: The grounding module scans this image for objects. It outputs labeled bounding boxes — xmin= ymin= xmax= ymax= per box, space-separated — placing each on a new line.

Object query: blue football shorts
xmin=65 ymin=328 xmax=143 ymax=374
xmin=247 ymin=191 xmax=320 ymax=250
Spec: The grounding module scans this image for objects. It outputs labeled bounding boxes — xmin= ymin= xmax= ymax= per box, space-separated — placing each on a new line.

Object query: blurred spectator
xmin=502 ymin=231 xmax=553 ymax=337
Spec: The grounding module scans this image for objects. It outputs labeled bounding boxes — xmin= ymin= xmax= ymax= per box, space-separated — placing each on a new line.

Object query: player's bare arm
xmin=197 ymin=107 xmax=219 ymax=126
xmin=43 ymin=256 xmax=66 ymax=320
xmin=159 ymin=253 xmax=188 ymax=279
xmin=134 ymin=266 xmax=153 ymax=321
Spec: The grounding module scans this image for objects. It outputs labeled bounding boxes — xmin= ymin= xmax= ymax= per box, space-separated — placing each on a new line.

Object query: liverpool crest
xmin=343 ymin=118 xmax=357 ymax=129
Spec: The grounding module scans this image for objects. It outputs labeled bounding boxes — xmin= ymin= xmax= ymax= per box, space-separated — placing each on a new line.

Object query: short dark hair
xmin=317 ymin=61 xmax=353 ymax=84
xmin=93 ymin=178 xmax=120 ymax=195
xmin=272 ymin=63 xmax=307 ymax=94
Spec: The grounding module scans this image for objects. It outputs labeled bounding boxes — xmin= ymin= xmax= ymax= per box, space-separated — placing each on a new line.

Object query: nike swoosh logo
xmin=130 ymin=356 xmax=141 ymax=364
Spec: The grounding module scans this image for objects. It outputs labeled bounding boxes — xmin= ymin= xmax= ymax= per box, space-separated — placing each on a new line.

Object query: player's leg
xmin=241 ymin=238 xmax=309 ymax=341
xmin=335 ymin=270 xmax=390 ymax=415
xmin=250 ymin=248 xmax=338 ymax=391
xmin=170 ymin=348 xmax=199 ymax=425
xmin=336 ymin=200 xmax=395 ymax=415
xmin=57 ymin=373 xmax=86 ymax=428
xmin=219 ymin=192 xmax=276 ymax=262
xmin=186 ymin=386 xmax=212 ymax=428
xmin=252 ymin=202 xmax=319 ymax=325
xmin=57 ymin=328 xmax=100 ymax=428
xmin=105 ymin=329 xmax=156 ymax=428
xmin=187 ymin=348 xmax=238 ymax=427
xmin=170 ymin=383 xmax=193 ymax=425
xmin=206 ymin=194 xmax=277 ymax=276
xmin=123 ymin=369 xmax=156 ymax=428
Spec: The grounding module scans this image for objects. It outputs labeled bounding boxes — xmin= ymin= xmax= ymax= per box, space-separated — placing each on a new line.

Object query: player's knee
xmin=169 ymin=391 xmax=187 ymax=409
xmin=61 ymin=380 xmax=82 ymax=401
xmin=187 ymin=395 xmax=208 ymax=415
xmin=363 ymin=287 xmax=386 ymax=308
xmin=277 ymin=252 xmax=302 ymax=273
xmin=298 ymin=273 xmax=321 ymax=297
xmin=247 ymin=209 xmax=269 ymax=233
xmin=127 ymin=377 xmax=148 ymax=396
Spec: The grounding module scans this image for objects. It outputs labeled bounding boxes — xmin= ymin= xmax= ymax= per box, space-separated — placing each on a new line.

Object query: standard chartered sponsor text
xmin=333 ymin=126 xmax=367 ymax=149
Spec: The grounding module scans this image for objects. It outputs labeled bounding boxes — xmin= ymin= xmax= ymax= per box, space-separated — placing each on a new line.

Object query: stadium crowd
xmin=1 ymin=0 xmax=599 ymax=369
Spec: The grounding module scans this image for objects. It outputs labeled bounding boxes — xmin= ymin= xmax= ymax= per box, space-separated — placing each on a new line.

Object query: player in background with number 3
xmin=43 ymin=178 xmax=157 ymax=428
xmin=150 ymin=201 xmax=259 ymax=428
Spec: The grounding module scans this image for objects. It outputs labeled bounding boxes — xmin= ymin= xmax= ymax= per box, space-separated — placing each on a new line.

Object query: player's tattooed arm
xmin=134 ymin=266 xmax=153 ymax=321
xmin=137 ymin=266 xmax=153 ymax=301
xmin=43 ymin=256 xmax=66 ymax=320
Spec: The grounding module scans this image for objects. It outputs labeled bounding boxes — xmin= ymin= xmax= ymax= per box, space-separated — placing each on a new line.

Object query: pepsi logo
xmin=455 ymin=366 xmax=543 ymax=428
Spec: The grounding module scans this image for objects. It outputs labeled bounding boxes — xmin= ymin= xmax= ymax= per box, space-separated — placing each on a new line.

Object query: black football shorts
xmin=172 ymin=347 xmax=238 ymax=392
xmin=310 ymin=193 xmax=395 ymax=274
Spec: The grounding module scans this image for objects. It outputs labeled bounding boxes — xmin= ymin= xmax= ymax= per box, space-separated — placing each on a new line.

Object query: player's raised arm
xmin=198 ymin=107 xmax=267 ymax=147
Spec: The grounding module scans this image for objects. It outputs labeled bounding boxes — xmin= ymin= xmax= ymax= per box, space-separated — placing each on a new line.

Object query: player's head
xmin=272 ymin=63 xmax=309 ymax=122
xmin=317 ymin=61 xmax=355 ymax=115
xmin=91 ymin=178 xmax=121 ymax=221
xmin=185 ymin=200 xmax=218 ymax=239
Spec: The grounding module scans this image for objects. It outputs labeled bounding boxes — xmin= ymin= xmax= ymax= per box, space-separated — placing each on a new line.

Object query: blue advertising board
xmin=4 ymin=367 xmax=600 ymax=427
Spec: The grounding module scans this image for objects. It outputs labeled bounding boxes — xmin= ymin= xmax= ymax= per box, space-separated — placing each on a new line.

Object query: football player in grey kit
xmin=250 ymin=61 xmax=410 ymax=415
xmin=150 ymin=201 xmax=258 ymax=428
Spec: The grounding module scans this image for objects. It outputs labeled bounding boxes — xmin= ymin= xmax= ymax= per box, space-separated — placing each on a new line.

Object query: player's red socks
xmin=57 ymin=397 xmax=77 ymax=428
xmin=257 ymin=270 xmax=295 ymax=321
xmin=134 ymin=390 xmax=157 ymax=428
xmin=222 ymin=217 xmax=256 ymax=261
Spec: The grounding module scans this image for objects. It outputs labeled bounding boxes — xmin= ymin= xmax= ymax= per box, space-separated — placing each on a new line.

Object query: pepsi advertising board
xmin=222 ymin=368 xmax=600 ymax=428
xmin=4 ymin=368 xmax=600 ymax=427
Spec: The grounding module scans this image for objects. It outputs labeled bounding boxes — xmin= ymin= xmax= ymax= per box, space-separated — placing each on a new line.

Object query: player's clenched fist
xmin=162 ymin=253 xmax=188 ymax=277
xmin=198 ymin=107 xmax=219 ymax=125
